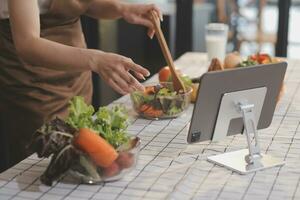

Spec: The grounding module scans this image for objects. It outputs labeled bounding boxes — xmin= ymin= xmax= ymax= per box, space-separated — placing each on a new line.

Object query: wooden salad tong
xmin=150 ymin=11 xmax=186 ymax=93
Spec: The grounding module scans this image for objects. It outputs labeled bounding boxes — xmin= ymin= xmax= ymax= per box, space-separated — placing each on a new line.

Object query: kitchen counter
xmin=1 ymin=53 xmax=300 ymax=200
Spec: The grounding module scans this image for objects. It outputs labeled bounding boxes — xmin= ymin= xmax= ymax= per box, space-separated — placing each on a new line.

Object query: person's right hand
xmin=90 ymin=51 xmax=150 ymax=95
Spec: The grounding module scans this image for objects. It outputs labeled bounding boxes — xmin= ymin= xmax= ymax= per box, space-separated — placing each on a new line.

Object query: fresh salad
xmin=222 ymin=52 xmax=283 ymax=69
xmin=238 ymin=53 xmax=269 ymax=67
xmin=28 ymin=96 xmax=140 ymax=186
xmin=207 ymin=52 xmax=285 ymax=103
xmin=158 ymin=66 xmax=193 ymax=87
xmin=130 ymin=82 xmax=192 ymax=119
xmin=158 ymin=66 xmax=198 ymax=103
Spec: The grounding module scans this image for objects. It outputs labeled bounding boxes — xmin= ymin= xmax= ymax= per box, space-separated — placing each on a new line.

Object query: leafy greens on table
xmin=66 ymin=96 xmax=129 ymax=148
xmin=28 ymin=96 xmax=130 ymax=186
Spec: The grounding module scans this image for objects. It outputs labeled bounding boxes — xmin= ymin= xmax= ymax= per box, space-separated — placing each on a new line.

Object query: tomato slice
xmin=143 ymin=106 xmax=163 ymax=118
xmin=144 ymin=86 xmax=155 ymax=95
xmin=139 ymin=104 xmax=151 ymax=112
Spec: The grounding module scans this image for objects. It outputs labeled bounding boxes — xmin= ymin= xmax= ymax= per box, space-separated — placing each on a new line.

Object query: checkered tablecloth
xmin=1 ymin=53 xmax=300 ymax=200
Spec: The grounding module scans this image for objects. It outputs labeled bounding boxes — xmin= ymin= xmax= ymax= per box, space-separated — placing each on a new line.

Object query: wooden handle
xmin=150 ymin=11 xmax=175 ymax=73
xmin=150 ymin=11 xmax=186 ymax=92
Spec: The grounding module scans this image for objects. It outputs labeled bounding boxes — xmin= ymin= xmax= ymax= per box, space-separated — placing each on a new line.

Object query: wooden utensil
xmin=150 ymin=11 xmax=186 ymax=93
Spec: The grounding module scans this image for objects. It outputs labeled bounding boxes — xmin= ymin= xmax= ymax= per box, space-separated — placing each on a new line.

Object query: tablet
xmin=187 ymin=62 xmax=287 ymax=143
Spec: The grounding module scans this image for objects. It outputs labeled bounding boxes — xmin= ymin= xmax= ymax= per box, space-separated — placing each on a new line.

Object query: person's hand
xmin=121 ymin=3 xmax=163 ymax=39
xmin=90 ymin=51 xmax=150 ymax=95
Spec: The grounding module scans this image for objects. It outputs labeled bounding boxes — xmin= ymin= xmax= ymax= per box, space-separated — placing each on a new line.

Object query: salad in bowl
xmin=130 ymin=82 xmax=192 ymax=119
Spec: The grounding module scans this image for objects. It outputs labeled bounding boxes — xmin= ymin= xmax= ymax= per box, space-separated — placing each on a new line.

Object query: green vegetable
xmin=131 ymin=91 xmax=154 ymax=105
xmin=66 ymin=96 xmax=129 ymax=148
xmin=157 ymin=88 xmax=177 ymax=97
xmin=238 ymin=60 xmax=258 ymax=68
xmin=79 ymin=155 xmax=101 ymax=180
xmin=167 ymin=75 xmax=192 ymax=88
xmin=110 ymin=106 xmax=129 ymax=130
xmin=94 ymin=106 xmax=129 ymax=148
xmin=66 ymin=96 xmax=94 ymax=130
xmin=167 ymin=106 xmax=182 ymax=115
xmin=180 ymin=76 xmax=193 ymax=87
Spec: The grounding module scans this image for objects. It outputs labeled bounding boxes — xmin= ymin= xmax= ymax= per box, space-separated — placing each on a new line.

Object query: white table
xmin=1 ymin=53 xmax=300 ymax=200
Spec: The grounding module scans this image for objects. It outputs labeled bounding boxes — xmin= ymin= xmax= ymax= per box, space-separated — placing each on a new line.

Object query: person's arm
xmin=85 ymin=0 xmax=162 ymax=38
xmin=9 ymin=0 xmax=94 ymax=72
xmin=85 ymin=0 xmax=123 ymax=19
xmin=8 ymin=0 xmax=150 ymax=94
xmin=216 ymin=0 xmax=227 ymax=23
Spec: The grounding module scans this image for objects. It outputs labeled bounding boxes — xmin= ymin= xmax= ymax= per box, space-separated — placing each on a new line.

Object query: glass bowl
xmin=68 ymin=137 xmax=141 ymax=184
xmin=130 ymin=82 xmax=192 ymax=119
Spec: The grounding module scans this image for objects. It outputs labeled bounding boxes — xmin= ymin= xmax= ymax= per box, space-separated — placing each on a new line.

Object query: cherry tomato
xmin=142 ymin=106 xmax=163 ymax=118
xmin=249 ymin=54 xmax=258 ymax=61
xmin=103 ymin=161 xmax=120 ymax=177
xmin=117 ymin=152 xmax=134 ymax=169
xmin=158 ymin=67 xmax=171 ymax=83
xmin=249 ymin=53 xmax=271 ymax=64
xmin=158 ymin=67 xmax=182 ymax=83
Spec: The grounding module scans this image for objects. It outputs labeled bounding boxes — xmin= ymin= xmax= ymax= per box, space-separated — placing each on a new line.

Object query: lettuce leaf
xmin=180 ymin=75 xmax=193 ymax=87
xmin=157 ymin=88 xmax=177 ymax=97
xmin=167 ymin=74 xmax=193 ymax=87
xmin=66 ymin=96 xmax=129 ymax=148
xmin=94 ymin=106 xmax=129 ymax=148
xmin=66 ymin=96 xmax=94 ymax=130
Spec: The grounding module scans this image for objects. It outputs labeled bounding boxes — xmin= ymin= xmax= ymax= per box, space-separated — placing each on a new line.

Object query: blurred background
xmin=81 ymin=0 xmax=298 ymax=107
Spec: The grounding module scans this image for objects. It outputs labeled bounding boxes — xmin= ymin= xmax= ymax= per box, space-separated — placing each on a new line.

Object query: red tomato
xmin=249 ymin=54 xmax=258 ymax=61
xmin=158 ymin=67 xmax=182 ymax=83
xmin=117 ymin=152 xmax=134 ymax=169
xmin=103 ymin=161 xmax=120 ymax=177
xmin=249 ymin=53 xmax=271 ymax=64
xmin=158 ymin=67 xmax=171 ymax=82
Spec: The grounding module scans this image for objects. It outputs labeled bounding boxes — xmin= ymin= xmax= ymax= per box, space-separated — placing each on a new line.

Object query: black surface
xmin=276 ymin=0 xmax=291 ymax=57
xmin=118 ymin=17 xmax=171 ymax=76
xmin=0 ymin=115 xmax=9 ymax=173
xmin=80 ymin=16 xmax=101 ymax=108
xmin=175 ymin=0 xmax=193 ymax=59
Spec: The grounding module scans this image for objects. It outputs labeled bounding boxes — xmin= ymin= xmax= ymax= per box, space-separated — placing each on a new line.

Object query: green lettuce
xmin=157 ymin=88 xmax=177 ymax=97
xmin=66 ymin=96 xmax=129 ymax=148
xmin=167 ymin=75 xmax=193 ymax=87
xmin=65 ymin=96 xmax=94 ymax=130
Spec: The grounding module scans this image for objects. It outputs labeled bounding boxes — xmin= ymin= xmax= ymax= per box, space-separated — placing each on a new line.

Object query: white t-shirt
xmin=0 ymin=0 xmax=52 ymax=19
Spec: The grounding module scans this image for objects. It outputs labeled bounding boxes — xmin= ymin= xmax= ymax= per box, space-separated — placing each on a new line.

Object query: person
xmin=0 ymin=0 xmax=162 ymax=172
xmin=206 ymin=0 xmax=237 ymax=24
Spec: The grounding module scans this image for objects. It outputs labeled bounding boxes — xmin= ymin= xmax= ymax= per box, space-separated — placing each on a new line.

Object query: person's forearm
xmin=85 ymin=0 xmax=125 ymax=19
xmin=18 ymin=36 xmax=98 ymax=72
xmin=216 ymin=0 xmax=226 ymax=22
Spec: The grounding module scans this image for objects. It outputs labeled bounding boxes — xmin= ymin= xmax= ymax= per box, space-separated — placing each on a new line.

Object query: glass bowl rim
xmin=131 ymin=82 xmax=193 ymax=96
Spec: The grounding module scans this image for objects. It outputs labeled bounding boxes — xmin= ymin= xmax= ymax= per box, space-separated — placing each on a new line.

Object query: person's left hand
xmin=121 ymin=3 xmax=163 ymax=39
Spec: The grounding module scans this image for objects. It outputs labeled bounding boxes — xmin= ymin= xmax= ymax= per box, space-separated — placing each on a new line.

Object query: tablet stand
xmin=207 ymin=87 xmax=285 ymax=174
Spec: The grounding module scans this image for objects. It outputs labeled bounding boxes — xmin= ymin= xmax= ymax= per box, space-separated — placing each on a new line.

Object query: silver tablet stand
xmin=207 ymin=87 xmax=285 ymax=174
